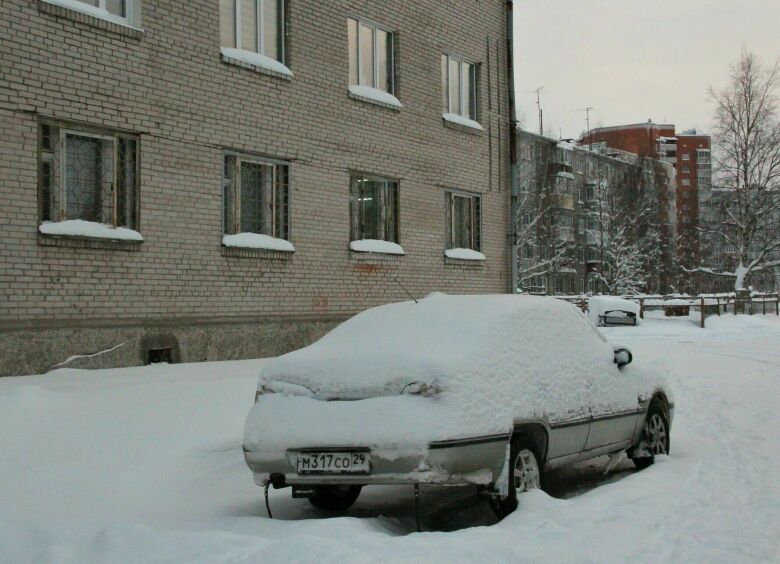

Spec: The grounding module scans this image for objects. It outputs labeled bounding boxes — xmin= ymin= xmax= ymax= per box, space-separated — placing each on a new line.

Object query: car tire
xmin=631 ymin=400 xmax=670 ymax=470
xmin=307 ymin=485 xmax=362 ymax=511
xmin=490 ymin=440 xmax=542 ymax=519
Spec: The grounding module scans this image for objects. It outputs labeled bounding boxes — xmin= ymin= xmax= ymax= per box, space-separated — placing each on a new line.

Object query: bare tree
xmin=688 ymin=50 xmax=780 ymax=290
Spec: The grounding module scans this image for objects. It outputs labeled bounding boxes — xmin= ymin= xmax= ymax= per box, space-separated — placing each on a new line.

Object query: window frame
xmin=444 ymin=189 xmax=482 ymax=251
xmin=222 ymin=0 xmax=287 ymax=64
xmin=43 ymin=0 xmax=139 ymax=28
xmin=441 ymin=53 xmax=478 ymax=121
xmin=347 ymin=16 xmax=396 ymax=95
xmin=222 ymin=151 xmax=291 ymax=242
xmin=349 ymin=173 xmax=400 ymax=244
xmin=38 ymin=120 xmax=140 ymax=231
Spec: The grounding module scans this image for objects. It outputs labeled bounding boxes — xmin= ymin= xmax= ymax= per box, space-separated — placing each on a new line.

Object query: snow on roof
xmin=244 ymin=294 xmax=665 ymax=450
xmin=556 ymin=141 xmax=577 ymax=151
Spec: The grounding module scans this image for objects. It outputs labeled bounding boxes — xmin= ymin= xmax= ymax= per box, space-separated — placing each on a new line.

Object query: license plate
xmin=296 ymin=451 xmax=370 ymax=474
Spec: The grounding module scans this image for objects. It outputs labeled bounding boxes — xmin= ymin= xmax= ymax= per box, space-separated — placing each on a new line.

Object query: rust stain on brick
xmin=355 ymin=263 xmax=380 ymax=275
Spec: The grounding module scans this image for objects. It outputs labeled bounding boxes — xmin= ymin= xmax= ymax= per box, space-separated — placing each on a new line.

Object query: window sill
xmin=38 ymin=233 xmax=142 ymax=251
xmin=442 ymin=113 xmax=484 ymax=134
xmin=445 ymin=248 xmax=486 ymax=261
xmin=220 ymin=48 xmax=292 ymax=81
xmin=444 ymin=256 xmax=485 ymax=268
xmin=221 ymin=246 xmax=294 ymax=260
xmin=348 ymin=85 xmax=402 ymax=111
xmin=38 ymin=0 xmax=144 ymax=39
xmin=349 ymin=239 xmax=405 ymax=255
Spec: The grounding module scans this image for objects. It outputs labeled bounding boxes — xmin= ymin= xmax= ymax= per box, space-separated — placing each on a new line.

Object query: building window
xmin=441 ymin=54 xmax=477 ymax=121
xmin=347 ymin=18 xmax=394 ymax=95
xmin=39 ymin=122 xmax=139 ymax=231
xmin=682 ymin=166 xmax=690 ymax=174
xmin=681 ymin=153 xmax=690 ymax=161
xmin=682 ymin=179 xmax=691 ymax=186
xmin=350 ymin=174 xmax=399 ymax=243
xmin=222 ymin=153 xmax=290 ymax=241
xmin=445 ymin=190 xmax=481 ymax=250
xmin=44 ymin=0 xmax=138 ymax=26
xmin=220 ymin=0 xmax=286 ymax=64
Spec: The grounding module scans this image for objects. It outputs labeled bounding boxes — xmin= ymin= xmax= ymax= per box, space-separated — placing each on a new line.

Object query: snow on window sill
xmin=444 ymin=248 xmax=486 ymax=261
xmin=222 ymin=233 xmax=295 ymax=252
xmin=348 ymin=85 xmax=402 ymax=110
xmin=442 ymin=113 xmax=484 ymax=132
xmin=350 ymin=239 xmax=405 ymax=255
xmin=39 ymin=220 xmax=143 ymax=242
xmin=40 ymin=0 xmax=143 ymax=32
xmin=220 ymin=48 xmax=292 ymax=79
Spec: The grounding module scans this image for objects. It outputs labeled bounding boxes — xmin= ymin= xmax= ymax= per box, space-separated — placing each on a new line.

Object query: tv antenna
xmin=578 ymin=106 xmax=595 ymax=149
xmin=525 ymin=87 xmax=544 ymax=135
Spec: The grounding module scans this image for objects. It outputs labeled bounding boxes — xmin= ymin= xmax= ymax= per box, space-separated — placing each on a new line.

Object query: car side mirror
xmin=614 ymin=348 xmax=633 ymax=368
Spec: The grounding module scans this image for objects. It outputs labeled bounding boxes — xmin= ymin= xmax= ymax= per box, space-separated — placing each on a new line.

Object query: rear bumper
xmin=244 ymin=436 xmax=508 ymax=487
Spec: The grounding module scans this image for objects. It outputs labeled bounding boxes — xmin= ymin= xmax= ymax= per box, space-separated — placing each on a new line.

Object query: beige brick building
xmin=0 ymin=0 xmax=513 ymax=376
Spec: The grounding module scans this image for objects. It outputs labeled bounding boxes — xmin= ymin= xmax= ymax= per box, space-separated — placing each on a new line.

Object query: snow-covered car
xmin=588 ymin=296 xmax=641 ymax=327
xmin=243 ymin=294 xmax=673 ymax=519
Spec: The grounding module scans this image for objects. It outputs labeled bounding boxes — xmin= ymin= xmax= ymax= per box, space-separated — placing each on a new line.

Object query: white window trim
xmin=224 ymin=0 xmax=287 ymax=70
xmin=442 ymin=53 xmax=478 ymax=122
xmin=348 ymin=16 xmax=395 ymax=94
xmin=43 ymin=0 xmax=140 ymax=29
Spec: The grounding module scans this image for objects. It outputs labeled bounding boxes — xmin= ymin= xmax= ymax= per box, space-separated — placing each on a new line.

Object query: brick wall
xmin=0 ymin=0 xmax=512 ymax=375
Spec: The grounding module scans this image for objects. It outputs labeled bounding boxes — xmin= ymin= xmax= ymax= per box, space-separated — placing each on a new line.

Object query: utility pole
xmin=525 ymin=87 xmax=544 ymax=135
xmin=578 ymin=106 xmax=595 ymax=149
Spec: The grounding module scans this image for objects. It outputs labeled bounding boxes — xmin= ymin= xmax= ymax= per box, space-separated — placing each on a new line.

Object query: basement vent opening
xmin=147 ymin=348 xmax=173 ymax=365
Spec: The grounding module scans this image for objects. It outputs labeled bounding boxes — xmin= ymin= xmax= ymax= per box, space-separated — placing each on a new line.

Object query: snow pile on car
xmin=244 ymin=294 xmax=665 ymax=452
xmin=587 ymin=296 xmax=640 ymax=325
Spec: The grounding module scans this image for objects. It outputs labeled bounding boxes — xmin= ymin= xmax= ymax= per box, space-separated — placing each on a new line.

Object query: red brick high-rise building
xmin=579 ymin=122 xmax=711 ymax=278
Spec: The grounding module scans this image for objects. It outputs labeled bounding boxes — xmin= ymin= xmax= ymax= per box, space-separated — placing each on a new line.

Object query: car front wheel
xmin=631 ymin=403 xmax=670 ymax=469
xmin=307 ymin=485 xmax=362 ymax=511
xmin=490 ymin=442 xmax=542 ymax=519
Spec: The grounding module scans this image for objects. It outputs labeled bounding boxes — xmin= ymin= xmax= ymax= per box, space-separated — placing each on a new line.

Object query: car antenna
xmin=395 ymin=278 xmax=418 ymax=303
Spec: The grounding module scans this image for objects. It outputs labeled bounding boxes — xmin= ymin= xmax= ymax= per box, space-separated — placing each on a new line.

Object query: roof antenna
xmin=396 ymin=278 xmax=418 ymax=304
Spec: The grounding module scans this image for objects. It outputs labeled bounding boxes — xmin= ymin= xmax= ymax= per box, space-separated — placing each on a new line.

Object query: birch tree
xmin=688 ymin=50 xmax=780 ymax=290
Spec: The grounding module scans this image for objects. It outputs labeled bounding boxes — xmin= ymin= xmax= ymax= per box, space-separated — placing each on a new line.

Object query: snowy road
xmin=1 ymin=313 xmax=779 ymax=563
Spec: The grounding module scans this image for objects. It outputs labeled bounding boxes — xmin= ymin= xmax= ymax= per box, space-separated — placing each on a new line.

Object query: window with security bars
xmin=350 ymin=175 xmax=399 ymax=242
xmin=223 ymin=153 xmax=290 ymax=240
xmin=445 ymin=191 xmax=481 ymax=251
xmin=39 ymin=122 xmax=138 ymax=229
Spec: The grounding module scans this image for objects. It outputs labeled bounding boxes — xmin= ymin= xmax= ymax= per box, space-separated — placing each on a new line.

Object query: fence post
xmin=700 ymin=297 xmax=705 ymax=329
xmin=639 ymin=298 xmax=644 ymax=319
xmin=716 ymin=295 xmax=721 ymax=316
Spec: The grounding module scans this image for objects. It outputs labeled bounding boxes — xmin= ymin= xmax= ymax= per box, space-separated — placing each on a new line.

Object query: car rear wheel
xmin=490 ymin=442 xmax=542 ymax=519
xmin=307 ymin=485 xmax=362 ymax=511
xmin=631 ymin=403 xmax=669 ymax=470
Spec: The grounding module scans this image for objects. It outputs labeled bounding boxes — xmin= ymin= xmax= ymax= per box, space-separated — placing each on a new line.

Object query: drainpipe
xmin=506 ymin=0 xmax=519 ymax=293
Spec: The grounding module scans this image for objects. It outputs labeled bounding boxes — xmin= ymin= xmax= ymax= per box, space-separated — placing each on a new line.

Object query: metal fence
xmin=551 ymin=293 xmax=780 ymax=328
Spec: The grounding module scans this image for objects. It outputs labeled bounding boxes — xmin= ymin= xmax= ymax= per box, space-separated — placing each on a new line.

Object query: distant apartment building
xmin=0 ymin=0 xmax=515 ymax=376
xmin=579 ymin=122 xmax=711 ymax=279
xmin=516 ymin=130 xmax=676 ymax=295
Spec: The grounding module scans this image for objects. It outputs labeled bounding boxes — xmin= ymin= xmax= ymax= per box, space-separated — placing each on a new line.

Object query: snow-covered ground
xmin=1 ymin=313 xmax=779 ymax=563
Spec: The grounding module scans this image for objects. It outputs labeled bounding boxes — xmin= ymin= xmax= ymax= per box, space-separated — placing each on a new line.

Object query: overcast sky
xmin=513 ymin=0 xmax=780 ymax=140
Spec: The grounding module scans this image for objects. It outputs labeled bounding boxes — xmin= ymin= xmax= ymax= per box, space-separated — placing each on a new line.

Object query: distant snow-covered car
xmin=588 ymin=296 xmax=641 ymax=327
xmin=243 ymin=294 xmax=673 ymax=518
